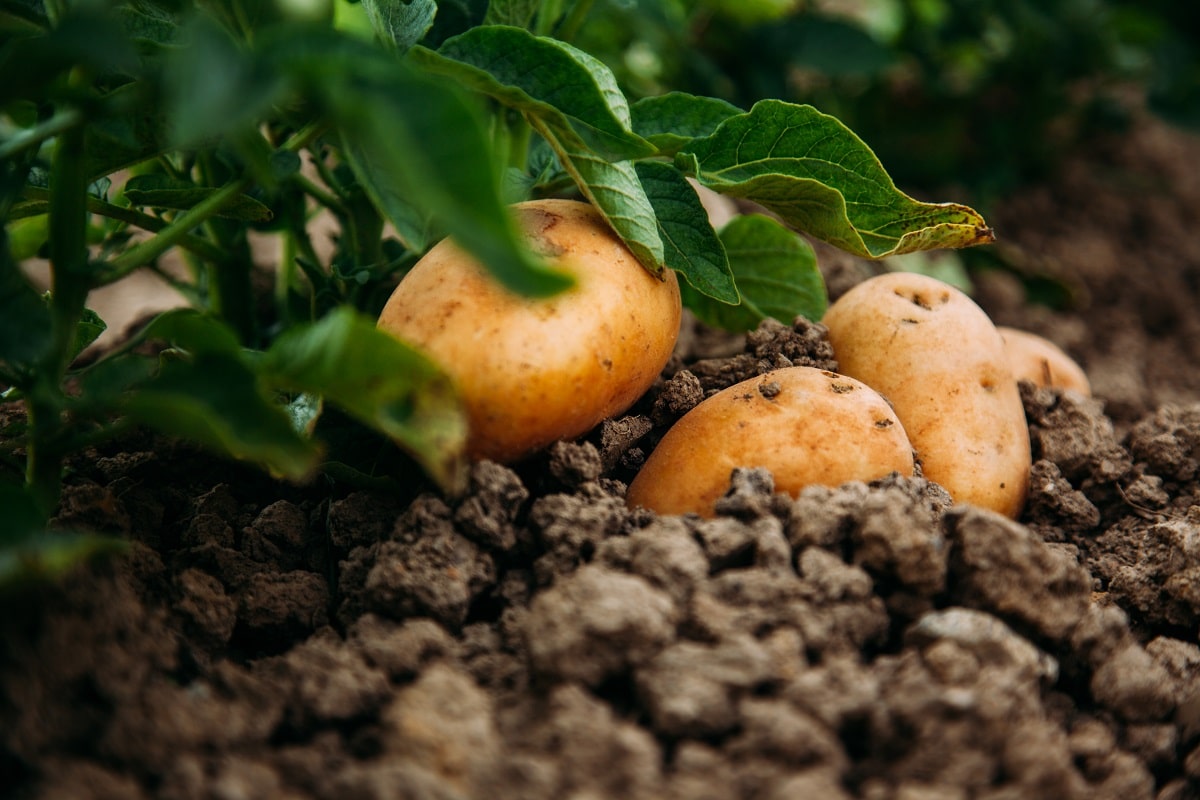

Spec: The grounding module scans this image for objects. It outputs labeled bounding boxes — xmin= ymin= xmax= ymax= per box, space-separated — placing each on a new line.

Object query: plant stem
xmin=555 ymin=0 xmax=596 ymax=42
xmin=103 ymin=178 xmax=252 ymax=281
xmin=26 ymin=100 xmax=91 ymax=513
xmin=0 ymin=109 xmax=83 ymax=162
xmin=19 ymin=186 xmax=229 ymax=269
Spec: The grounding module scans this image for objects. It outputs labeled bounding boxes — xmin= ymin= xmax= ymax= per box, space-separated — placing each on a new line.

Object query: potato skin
xmin=625 ymin=367 xmax=915 ymax=517
xmin=377 ymin=199 xmax=681 ymax=463
xmin=998 ymin=327 xmax=1091 ymax=396
xmin=822 ymin=272 xmax=1031 ymax=519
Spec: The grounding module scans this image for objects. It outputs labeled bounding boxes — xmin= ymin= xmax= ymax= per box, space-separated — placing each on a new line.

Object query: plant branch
xmin=0 ymin=109 xmax=83 ymax=162
xmin=102 ymin=177 xmax=252 ymax=282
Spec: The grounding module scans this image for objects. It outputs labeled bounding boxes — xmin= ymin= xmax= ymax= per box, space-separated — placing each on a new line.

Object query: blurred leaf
xmin=124 ymin=351 xmax=321 ymax=481
xmin=163 ymin=14 xmax=286 ymax=147
xmin=261 ymin=307 xmax=468 ymax=492
xmin=0 ymin=6 xmax=138 ymax=105
xmin=7 ymin=214 xmax=48 ymax=261
xmin=630 ymin=92 xmax=742 ymax=155
xmin=139 ymin=308 xmax=243 ymax=356
xmin=679 ymin=100 xmax=996 ymax=259
xmin=83 ymin=83 xmax=172 ymax=180
xmin=124 ymin=174 xmax=273 ymax=222
xmin=635 ymin=160 xmax=736 ymax=302
xmin=361 ymin=0 xmax=437 ymax=51
xmin=682 ymin=214 xmax=826 ymax=333
xmin=115 ymin=1 xmax=181 ymax=47
xmin=767 ymin=15 xmax=895 ymax=78
xmin=0 ymin=482 xmax=128 ymax=590
xmin=412 ymin=25 xmax=655 ymax=160
xmin=339 ymin=133 xmax=439 ymax=253
xmin=483 ymin=0 xmax=539 ymax=28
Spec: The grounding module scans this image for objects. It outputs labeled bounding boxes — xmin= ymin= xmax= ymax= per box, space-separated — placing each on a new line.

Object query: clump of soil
xmin=4 ymin=110 xmax=1200 ymax=800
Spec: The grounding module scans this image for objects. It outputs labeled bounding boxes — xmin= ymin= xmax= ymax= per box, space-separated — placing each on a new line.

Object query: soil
xmin=5 ymin=106 xmax=1200 ymax=800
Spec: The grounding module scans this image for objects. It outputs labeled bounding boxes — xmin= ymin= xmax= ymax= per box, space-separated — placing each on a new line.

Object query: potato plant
xmin=0 ymin=0 xmax=995 ymax=583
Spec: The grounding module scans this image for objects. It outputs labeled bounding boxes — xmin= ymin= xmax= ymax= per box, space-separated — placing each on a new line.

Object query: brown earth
xmin=4 ymin=107 xmax=1200 ymax=800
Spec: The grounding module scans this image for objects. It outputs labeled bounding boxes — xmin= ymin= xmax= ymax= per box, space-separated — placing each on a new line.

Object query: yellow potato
xmin=625 ymin=367 xmax=915 ymax=517
xmin=822 ymin=272 xmax=1031 ymax=518
xmin=998 ymin=327 xmax=1091 ymax=396
xmin=378 ymin=199 xmax=681 ymax=463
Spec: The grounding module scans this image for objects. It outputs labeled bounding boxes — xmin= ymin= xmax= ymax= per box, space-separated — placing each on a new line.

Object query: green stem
xmin=26 ymin=104 xmax=90 ymax=513
xmin=103 ymin=177 xmax=252 ymax=280
xmin=20 ymin=186 xmax=228 ymax=268
xmin=535 ymin=0 xmax=563 ymax=36
xmin=0 ymin=109 xmax=83 ymax=162
xmin=555 ymin=0 xmax=596 ymax=42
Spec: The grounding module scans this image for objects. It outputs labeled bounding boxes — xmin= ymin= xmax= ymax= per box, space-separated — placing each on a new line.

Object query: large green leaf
xmin=162 ymin=15 xmax=286 ymax=147
xmin=678 ymin=100 xmax=995 ymax=259
xmin=536 ymin=127 xmax=665 ymax=275
xmin=630 ymin=92 xmax=742 ymax=155
xmin=120 ymin=310 xmax=321 ymax=480
xmin=265 ymin=29 xmax=569 ymax=296
xmin=361 ymin=0 xmax=437 ymax=51
xmin=410 ymin=25 xmax=666 ymax=274
xmin=411 ymin=25 xmax=654 ymax=161
xmin=261 ymin=307 xmax=468 ymax=492
xmin=635 ymin=160 xmax=735 ymax=303
xmin=682 ymin=214 xmax=826 ymax=333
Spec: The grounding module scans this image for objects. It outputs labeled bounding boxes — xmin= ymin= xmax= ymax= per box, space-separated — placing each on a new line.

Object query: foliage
xmin=0 ymin=0 xmax=995 ymax=584
xmin=578 ymin=0 xmax=1199 ymax=200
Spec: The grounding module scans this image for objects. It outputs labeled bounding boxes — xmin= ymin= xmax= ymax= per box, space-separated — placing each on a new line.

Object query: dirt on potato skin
xmin=5 ymin=111 xmax=1200 ymax=800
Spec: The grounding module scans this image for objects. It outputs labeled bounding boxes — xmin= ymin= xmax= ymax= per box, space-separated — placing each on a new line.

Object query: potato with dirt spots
xmin=625 ymin=366 xmax=915 ymax=517
xmin=377 ymin=199 xmax=681 ymax=464
xmin=998 ymin=327 xmax=1091 ymax=396
xmin=822 ymin=272 xmax=1031 ymax=518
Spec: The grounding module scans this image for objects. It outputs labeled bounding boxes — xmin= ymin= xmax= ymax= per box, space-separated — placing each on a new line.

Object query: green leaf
xmin=124 ymin=351 xmax=321 ymax=481
xmin=256 ymin=27 xmax=566 ymax=295
xmin=635 ymin=160 xmax=736 ymax=303
xmin=361 ymin=0 xmax=437 ymax=51
xmin=323 ymin=69 xmax=567 ymax=295
xmin=338 ymin=132 xmax=440 ymax=253
xmin=139 ymin=308 xmax=244 ymax=357
xmin=123 ymin=174 xmax=273 ymax=222
xmin=678 ymin=100 xmax=996 ymax=259
xmin=115 ymin=2 xmax=181 ymax=48
xmin=261 ymin=308 xmax=468 ymax=492
xmin=0 ymin=7 xmax=138 ymax=105
xmin=683 ymin=214 xmax=826 ymax=333
xmin=630 ymin=92 xmax=742 ymax=155
xmin=162 ymin=15 xmax=286 ymax=147
xmin=70 ymin=307 xmax=107 ymax=363
xmin=411 ymin=25 xmax=654 ymax=161
xmin=540 ymin=127 xmax=664 ymax=274
xmin=483 ymin=0 xmax=540 ymax=28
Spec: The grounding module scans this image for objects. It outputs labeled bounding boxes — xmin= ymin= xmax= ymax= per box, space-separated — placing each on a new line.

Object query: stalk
xmin=26 ymin=109 xmax=90 ymax=513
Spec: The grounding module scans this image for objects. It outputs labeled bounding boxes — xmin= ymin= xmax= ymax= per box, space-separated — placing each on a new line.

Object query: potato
xmin=625 ymin=366 xmax=915 ymax=517
xmin=998 ymin=326 xmax=1091 ymax=396
xmin=377 ymin=199 xmax=681 ymax=463
xmin=822 ymin=272 xmax=1031 ymax=518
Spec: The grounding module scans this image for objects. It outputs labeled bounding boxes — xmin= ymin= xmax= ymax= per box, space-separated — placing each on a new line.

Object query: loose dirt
xmin=4 ymin=108 xmax=1200 ymax=800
